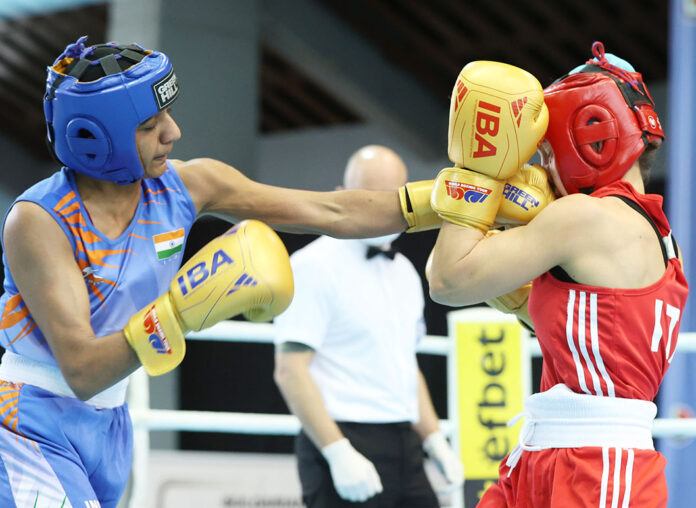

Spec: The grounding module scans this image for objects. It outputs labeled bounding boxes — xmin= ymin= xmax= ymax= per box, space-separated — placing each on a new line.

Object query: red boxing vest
xmin=528 ymin=181 xmax=689 ymax=401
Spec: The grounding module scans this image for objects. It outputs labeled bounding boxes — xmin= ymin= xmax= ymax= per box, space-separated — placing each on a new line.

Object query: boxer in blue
xmin=0 ymin=36 xmax=413 ymax=507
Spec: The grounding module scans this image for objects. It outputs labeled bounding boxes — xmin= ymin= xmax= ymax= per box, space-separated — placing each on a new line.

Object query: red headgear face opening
xmin=542 ymin=42 xmax=664 ymax=195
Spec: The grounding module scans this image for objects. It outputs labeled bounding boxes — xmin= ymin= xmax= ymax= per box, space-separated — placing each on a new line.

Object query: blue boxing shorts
xmin=0 ymin=381 xmax=132 ymax=508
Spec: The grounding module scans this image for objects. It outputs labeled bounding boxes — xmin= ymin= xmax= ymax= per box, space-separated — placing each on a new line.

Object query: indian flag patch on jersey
xmin=153 ymin=229 xmax=185 ymax=260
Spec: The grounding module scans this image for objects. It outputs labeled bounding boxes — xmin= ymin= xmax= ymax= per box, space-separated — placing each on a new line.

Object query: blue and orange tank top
xmin=0 ymin=164 xmax=197 ymax=366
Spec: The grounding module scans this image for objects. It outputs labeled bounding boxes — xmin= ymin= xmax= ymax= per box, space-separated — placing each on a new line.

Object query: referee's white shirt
xmin=274 ymin=236 xmax=425 ymax=424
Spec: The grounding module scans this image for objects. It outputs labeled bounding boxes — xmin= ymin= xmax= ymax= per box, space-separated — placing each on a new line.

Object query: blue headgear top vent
xmin=44 ymin=36 xmax=180 ymax=184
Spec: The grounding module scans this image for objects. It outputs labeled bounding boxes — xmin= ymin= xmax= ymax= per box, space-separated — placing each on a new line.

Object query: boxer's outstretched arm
xmin=175 ymin=158 xmax=407 ymax=238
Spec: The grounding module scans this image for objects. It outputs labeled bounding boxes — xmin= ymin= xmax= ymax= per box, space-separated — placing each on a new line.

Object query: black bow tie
xmin=366 ymin=245 xmax=397 ymax=260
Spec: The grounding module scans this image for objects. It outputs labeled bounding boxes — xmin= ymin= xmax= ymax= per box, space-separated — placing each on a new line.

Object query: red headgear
xmin=543 ymin=42 xmax=664 ymax=195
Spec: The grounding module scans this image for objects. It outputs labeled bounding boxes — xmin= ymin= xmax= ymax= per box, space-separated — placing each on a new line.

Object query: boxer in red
xmin=428 ymin=42 xmax=689 ymax=508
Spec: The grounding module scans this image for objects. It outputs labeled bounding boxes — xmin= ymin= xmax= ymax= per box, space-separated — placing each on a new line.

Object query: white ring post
xmin=447 ymin=312 xmax=464 ymax=508
xmin=128 ymin=367 xmax=150 ymax=508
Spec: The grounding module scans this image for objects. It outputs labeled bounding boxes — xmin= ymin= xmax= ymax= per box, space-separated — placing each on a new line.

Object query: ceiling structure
xmin=317 ymin=0 xmax=668 ymax=98
xmin=0 ymin=5 xmax=108 ymax=158
xmin=0 ymin=0 xmax=669 ymax=166
xmin=260 ymin=46 xmax=363 ymax=133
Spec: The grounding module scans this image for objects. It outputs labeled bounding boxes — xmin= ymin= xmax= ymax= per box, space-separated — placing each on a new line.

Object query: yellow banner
xmin=451 ymin=309 xmax=526 ymax=505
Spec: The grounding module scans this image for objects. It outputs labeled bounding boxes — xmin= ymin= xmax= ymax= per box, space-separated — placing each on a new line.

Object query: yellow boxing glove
xmin=432 ymin=61 xmax=548 ymax=231
xmin=400 ymin=164 xmax=554 ymax=232
xmin=487 ymin=167 xmax=551 ymax=330
xmin=448 ymin=61 xmax=548 ymax=180
xmin=496 ymin=164 xmax=555 ymax=226
xmin=485 ymin=283 xmax=534 ymax=333
xmin=124 ymin=220 xmax=294 ymax=375
xmin=399 ymin=180 xmax=442 ymax=233
xmin=430 ymin=167 xmax=504 ymax=231
xmin=482 ymin=230 xmax=534 ymax=331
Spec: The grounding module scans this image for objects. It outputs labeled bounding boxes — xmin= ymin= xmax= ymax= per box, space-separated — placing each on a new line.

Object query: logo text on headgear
xmin=152 ymin=68 xmax=179 ymax=110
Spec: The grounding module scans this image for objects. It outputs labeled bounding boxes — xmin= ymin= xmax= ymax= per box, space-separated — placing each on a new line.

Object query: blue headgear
xmin=44 ymin=36 xmax=180 ymax=184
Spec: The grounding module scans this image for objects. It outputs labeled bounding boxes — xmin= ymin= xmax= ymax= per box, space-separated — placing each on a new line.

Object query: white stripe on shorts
xmin=0 ymin=427 xmax=72 ymax=507
xmin=622 ymin=449 xmax=635 ymax=508
xmin=599 ymin=447 xmax=610 ymax=508
xmin=611 ymin=447 xmax=622 ymax=508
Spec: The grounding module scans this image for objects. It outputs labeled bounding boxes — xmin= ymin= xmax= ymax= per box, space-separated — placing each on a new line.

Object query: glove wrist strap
xmin=399 ymin=180 xmax=442 ymax=233
xmin=431 ymin=167 xmax=504 ymax=232
xmin=124 ymin=293 xmax=186 ymax=376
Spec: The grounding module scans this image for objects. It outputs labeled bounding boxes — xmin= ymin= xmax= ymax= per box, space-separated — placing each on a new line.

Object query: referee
xmin=274 ymin=145 xmax=463 ymax=507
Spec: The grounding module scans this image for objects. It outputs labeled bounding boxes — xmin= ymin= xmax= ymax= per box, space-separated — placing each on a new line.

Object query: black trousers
xmin=295 ymin=422 xmax=440 ymax=508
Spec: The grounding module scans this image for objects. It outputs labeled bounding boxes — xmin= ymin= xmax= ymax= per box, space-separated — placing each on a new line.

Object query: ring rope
xmin=126 ymin=323 xmax=696 ymax=508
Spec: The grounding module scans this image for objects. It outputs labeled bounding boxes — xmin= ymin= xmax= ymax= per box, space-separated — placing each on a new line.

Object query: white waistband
xmin=506 ymin=384 xmax=656 ymax=475
xmin=0 ymin=351 xmax=128 ymax=408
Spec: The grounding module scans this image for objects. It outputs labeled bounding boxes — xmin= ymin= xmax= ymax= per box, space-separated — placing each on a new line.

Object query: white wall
xmin=0 ymin=134 xmax=55 ymax=218
xmin=257 ymin=123 xmax=450 ymax=190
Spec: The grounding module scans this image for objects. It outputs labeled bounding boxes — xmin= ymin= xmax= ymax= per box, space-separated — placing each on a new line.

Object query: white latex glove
xmin=321 ymin=438 xmax=383 ymax=502
xmin=423 ymin=430 xmax=464 ymax=493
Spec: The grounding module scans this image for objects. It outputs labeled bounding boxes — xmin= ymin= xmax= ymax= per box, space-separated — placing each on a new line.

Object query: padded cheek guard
xmin=44 ymin=38 xmax=180 ymax=184
xmin=542 ymin=44 xmax=664 ymax=195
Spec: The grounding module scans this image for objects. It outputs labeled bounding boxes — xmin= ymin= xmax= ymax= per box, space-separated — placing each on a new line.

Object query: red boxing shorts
xmin=478 ymin=446 xmax=667 ymax=508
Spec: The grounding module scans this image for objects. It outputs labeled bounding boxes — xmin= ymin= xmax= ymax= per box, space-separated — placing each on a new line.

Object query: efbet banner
xmin=447 ymin=308 xmax=531 ymax=507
